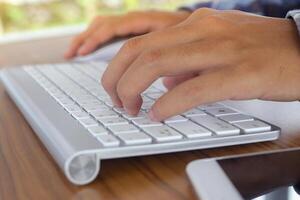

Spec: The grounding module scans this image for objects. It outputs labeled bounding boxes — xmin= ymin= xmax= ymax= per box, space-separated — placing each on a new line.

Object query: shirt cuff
xmin=286 ymin=10 xmax=300 ymax=37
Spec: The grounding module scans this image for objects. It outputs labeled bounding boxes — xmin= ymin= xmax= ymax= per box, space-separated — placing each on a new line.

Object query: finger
xmin=78 ymin=14 xmax=156 ymax=56
xmin=163 ymin=74 xmax=197 ymax=90
xmin=64 ymin=32 xmax=90 ymax=59
xmin=149 ymin=64 xmax=266 ymax=121
xmin=115 ymin=40 xmax=230 ymax=114
xmin=77 ymin=24 xmax=119 ymax=55
xmin=64 ymin=17 xmax=105 ymax=58
xmin=101 ymin=24 xmax=206 ymax=109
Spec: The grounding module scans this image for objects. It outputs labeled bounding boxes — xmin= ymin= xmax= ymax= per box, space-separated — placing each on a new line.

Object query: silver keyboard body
xmin=0 ymin=62 xmax=280 ymax=185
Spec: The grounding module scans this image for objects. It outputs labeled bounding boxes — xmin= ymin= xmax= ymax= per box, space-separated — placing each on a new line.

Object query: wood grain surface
xmin=0 ymin=35 xmax=300 ymax=200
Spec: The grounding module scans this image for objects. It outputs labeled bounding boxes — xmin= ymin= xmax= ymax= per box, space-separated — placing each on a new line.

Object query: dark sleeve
xmin=178 ymin=2 xmax=213 ymax=12
xmin=179 ymin=0 xmax=300 ymax=18
xmin=294 ymin=182 xmax=300 ymax=195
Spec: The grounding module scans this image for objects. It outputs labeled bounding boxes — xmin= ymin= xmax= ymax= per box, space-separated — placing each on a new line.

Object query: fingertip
xmin=64 ymin=51 xmax=74 ymax=59
xmin=123 ymin=96 xmax=143 ymax=116
xmin=78 ymin=45 xmax=93 ymax=56
xmin=148 ymin=109 xmax=160 ymax=121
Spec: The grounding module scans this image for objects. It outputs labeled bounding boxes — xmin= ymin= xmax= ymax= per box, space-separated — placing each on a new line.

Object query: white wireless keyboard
xmin=1 ymin=61 xmax=280 ymax=185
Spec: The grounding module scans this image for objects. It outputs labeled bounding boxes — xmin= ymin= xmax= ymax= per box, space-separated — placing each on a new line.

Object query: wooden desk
xmin=1 ymin=35 xmax=300 ymax=200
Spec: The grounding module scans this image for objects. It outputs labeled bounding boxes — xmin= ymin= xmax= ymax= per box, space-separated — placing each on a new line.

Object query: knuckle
xmin=139 ymin=49 xmax=162 ymax=64
xmin=202 ymin=15 xmax=229 ymax=30
xmin=120 ymin=37 xmax=143 ymax=55
xmin=195 ymin=7 xmax=215 ymax=15
xmin=124 ymin=37 xmax=142 ymax=49
xmin=203 ymin=15 xmax=221 ymax=24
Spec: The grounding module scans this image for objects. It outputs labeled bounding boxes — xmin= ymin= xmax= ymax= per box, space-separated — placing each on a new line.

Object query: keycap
xmin=79 ymin=118 xmax=99 ymax=127
xmin=97 ymin=135 xmax=120 ymax=147
xmin=145 ymin=92 xmax=163 ymax=100
xmin=164 ymin=115 xmax=188 ymax=123
xmin=168 ymin=121 xmax=212 ymax=139
xmin=122 ymin=111 xmax=147 ymax=120
xmin=98 ymin=117 xmax=129 ymax=127
xmin=219 ymin=114 xmax=253 ymax=123
xmin=198 ymin=103 xmax=224 ymax=110
xmin=81 ymin=103 xmax=106 ymax=112
xmin=191 ymin=115 xmax=240 ymax=136
xmin=132 ymin=118 xmax=163 ymax=127
xmin=57 ymin=98 xmax=74 ymax=105
xmin=205 ymin=107 xmax=238 ymax=116
xmin=72 ymin=111 xmax=90 ymax=119
xmin=144 ymin=87 xmax=162 ymax=93
xmin=143 ymin=96 xmax=154 ymax=103
xmin=52 ymin=93 xmax=68 ymax=100
xmin=142 ymin=126 xmax=183 ymax=142
xmin=90 ymin=110 xmax=118 ymax=119
xmin=141 ymin=102 xmax=153 ymax=111
xmin=108 ymin=124 xmax=140 ymax=134
xmin=88 ymin=126 xmax=108 ymax=136
xmin=63 ymin=104 xmax=82 ymax=113
xmin=118 ymin=132 xmax=152 ymax=145
xmin=113 ymin=107 xmax=127 ymax=114
xmin=182 ymin=109 xmax=207 ymax=117
xmin=234 ymin=120 xmax=271 ymax=133
xmin=77 ymin=99 xmax=102 ymax=106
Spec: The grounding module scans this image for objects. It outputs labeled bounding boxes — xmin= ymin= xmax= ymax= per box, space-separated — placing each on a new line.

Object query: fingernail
xmin=148 ymin=109 xmax=159 ymax=122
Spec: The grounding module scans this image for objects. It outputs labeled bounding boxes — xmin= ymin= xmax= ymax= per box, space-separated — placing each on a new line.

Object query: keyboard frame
xmin=0 ymin=63 xmax=280 ymax=185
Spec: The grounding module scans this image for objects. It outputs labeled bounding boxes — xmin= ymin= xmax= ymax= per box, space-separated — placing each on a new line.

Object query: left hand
xmin=101 ymin=8 xmax=300 ymax=121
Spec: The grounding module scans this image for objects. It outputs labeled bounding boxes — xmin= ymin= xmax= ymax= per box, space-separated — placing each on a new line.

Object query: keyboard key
xmin=118 ymin=132 xmax=152 ymax=145
xmin=198 ymin=103 xmax=224 ymax=110
xmin=108 ymin=124 xmax=140 ymax=134
xmin=72 ymin=111 xmax=90 ymax=119
xmin=234 ymin=120 xmax=271 ymax=133
xmin=132 ymin=117 xmax=163 ymax=127
xmin=77 ymin=99 xmax=102 ymax=106
xmin=97 ymin=135 xmax=120 ymax=147
xmin=57 ymin=98 xmax=74 ymax=105
xmin=168 ymin=121 xmax=212 ymax=139
xmin=113 ymin=107 xmax=127 ymax=114
xmin=141 ymin=102 xmax=153 ymax=111
xmin=142 ymin=126 xmax=183 ymax=142
xmin=219 ymin=114 xmax=253 ymax=123
xmin=81 ymin=103 xmax=106 ymax=112
xmin=164 ymin=115 xmax=188 ymax=123
xmin=205 ymin=107 xmax=238 ymax=116
xmin=79 ymin=118 xmax=99 ymax=127
xmin=145 ymin=92 xmax=163 ymax=100
xmin=191 ymin=115 xmax=240 ymax=136
xmin=143 ymin=96 xmax=155 ymax=103
xmin=122 ymin=111 xmax=147 ymax=120
xmin=183 ymin=109 xmax=207 ymax=117
xmin=98 ymin=117 xmax=129 ymax=127
xmin=63 ymin=104 xmax=82 ymax=113
xmin=90 ymin=110 xmax=118 ymax=119
xmin=88 ymin=126 xmax=108 ymax=136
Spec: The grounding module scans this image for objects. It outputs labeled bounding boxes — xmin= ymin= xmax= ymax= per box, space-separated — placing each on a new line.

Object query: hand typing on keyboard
xmin=66 ymin=9 xmax=300 ymax=122
xmin=99 ymin=9 xmax=300 ymax=121
xmin=64 ymin=11 xmax=190 ymax=58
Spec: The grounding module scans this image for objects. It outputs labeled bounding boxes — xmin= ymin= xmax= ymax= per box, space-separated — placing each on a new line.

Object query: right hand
xmin=64 ymin=10 xmax=191 ymax=59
